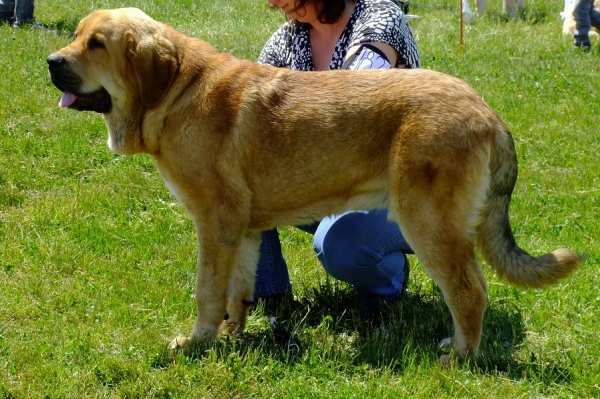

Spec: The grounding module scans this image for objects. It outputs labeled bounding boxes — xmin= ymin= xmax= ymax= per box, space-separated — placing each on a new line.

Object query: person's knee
xmin=320 ymin=241 xmax=384 ymax=282
xmin=313 ymin=214 xmax=352 ymax=261
xmin=315 ymin=219 xmax=387 ymax=286
xmin=313 ymin=210 xmax=410 ymax=287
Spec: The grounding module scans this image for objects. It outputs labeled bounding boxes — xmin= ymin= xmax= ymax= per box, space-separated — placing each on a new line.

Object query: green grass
xmin=1 ymin=0 xmax=599 ymax=397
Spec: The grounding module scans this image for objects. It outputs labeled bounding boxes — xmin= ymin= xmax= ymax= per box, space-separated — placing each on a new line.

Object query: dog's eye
xmin=88 ymin=36 xmax=105 ymax=50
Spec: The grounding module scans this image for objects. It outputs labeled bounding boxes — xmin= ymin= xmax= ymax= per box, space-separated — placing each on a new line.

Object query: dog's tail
xmin=476 ymin=127 xmax=580 ymax=288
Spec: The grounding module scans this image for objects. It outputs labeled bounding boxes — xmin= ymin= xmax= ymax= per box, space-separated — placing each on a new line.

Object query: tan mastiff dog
xmin=47 ymin=8 xmax=580 ymax=359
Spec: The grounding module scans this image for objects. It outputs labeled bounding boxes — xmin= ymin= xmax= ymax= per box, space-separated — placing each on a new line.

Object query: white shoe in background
xmin=462 ymin=0 xmax=475 ymax=22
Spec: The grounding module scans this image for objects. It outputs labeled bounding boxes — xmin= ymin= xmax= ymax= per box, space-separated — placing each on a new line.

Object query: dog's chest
xmin=162 ymin=174 xmax=186 ymax=205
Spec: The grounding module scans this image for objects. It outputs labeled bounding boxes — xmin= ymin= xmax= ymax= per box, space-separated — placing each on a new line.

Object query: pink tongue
xmin=58 ymin=92 xmax=78 ymax=108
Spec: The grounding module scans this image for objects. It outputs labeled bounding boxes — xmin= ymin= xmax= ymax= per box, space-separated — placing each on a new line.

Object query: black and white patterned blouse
xmin=257 ymin=0 xmax=420 ymax=70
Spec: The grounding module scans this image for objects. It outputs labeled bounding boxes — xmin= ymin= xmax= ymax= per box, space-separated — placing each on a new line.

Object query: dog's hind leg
xmin=387 ymin=139 xmax=491 ymax=358
xmin=224 ymin=231 xmax=262 ymax=334
xmin=392 ymin=203 xmax=488 ymax=357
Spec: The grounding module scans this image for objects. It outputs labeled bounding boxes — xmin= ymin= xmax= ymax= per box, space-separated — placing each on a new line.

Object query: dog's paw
xmin=438 ymin=337 xmax=454 ymax=367
xmin=438 ymin=337 xmax=453 ymax=350
xmin=167 ymin=334 xmax=220 ymax=358
xmin=168 ymin=336 xmax=192 ymax=351
xmin=224 ymin=321 xmax=243 ymax=334
xmin=440 ymin=354 xmax=454 ymax=368
xmin=222 ymin=313 xmax=248 ymax=335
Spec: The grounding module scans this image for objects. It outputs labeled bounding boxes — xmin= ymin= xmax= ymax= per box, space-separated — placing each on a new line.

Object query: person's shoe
xmin=462 ymin=0 xmax=475 ymax=23
xmin=1 ymin=16 xmax=15 ymax=25
xmin=573 ymin=40 xmax=591 ymax=52
xmin=12 ymin=18 xmax=43 ymax=29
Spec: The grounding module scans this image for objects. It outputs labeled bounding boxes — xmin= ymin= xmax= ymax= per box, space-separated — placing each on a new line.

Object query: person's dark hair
xmin=291 ymin=0 xmax=357 ymax=25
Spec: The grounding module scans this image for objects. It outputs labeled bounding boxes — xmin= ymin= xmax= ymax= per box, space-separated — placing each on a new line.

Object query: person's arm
xmin=342 ymin=0 xmax=420 ymax=69
xmin=341 ymin=42 xmax=399 ymax=70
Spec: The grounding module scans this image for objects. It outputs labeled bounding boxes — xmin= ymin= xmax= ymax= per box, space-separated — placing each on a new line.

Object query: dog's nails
xmin=438 ymin=337 xmax=452 ymax=350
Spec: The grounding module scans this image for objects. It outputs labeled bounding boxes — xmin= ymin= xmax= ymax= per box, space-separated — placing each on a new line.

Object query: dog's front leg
xmin=170 ymin=221 xmax=243 ymax=351
xmin=224 ymin=231 xmax=262 ymax=334
xmin=190 ymin=239 xmax=231 ymax=339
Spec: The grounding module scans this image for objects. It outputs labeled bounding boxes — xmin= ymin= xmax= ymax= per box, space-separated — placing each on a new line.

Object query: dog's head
xmin=47 ymin=8 xmax=179 ymax=154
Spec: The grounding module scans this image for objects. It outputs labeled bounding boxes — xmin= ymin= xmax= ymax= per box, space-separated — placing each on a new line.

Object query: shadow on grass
xmin=150 ymin=280 xmax=571 ymax=386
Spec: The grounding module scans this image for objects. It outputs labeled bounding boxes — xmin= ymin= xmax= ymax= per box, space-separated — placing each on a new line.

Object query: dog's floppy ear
xmin=127 ymin=33 xmax=178 ymax=109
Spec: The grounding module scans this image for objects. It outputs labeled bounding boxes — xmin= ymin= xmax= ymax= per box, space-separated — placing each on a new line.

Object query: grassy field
xmin=1 ymin=0 xmax=598 ymax=397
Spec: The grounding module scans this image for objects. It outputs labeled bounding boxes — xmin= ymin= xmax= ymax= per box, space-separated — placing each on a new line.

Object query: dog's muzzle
xmin=47 ymin=53 xmax=112 ymax=114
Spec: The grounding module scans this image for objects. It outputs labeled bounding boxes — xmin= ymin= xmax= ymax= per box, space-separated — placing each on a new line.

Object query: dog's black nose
xmin=47 ymin=53 xmax=65 ymax=68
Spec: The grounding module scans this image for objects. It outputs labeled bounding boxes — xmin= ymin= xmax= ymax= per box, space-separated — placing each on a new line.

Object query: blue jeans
xmin=573 ymin=0 xmax=600 ymax=44
xmin=254 ymin=210 xmax=413 ymax=304
xmin=0 ymin=0 xmax=34 ymax=23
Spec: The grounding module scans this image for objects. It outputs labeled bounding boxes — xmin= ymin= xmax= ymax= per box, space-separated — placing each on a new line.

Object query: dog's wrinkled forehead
xmin=75 ymin=7 xmax=157 ymax=39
